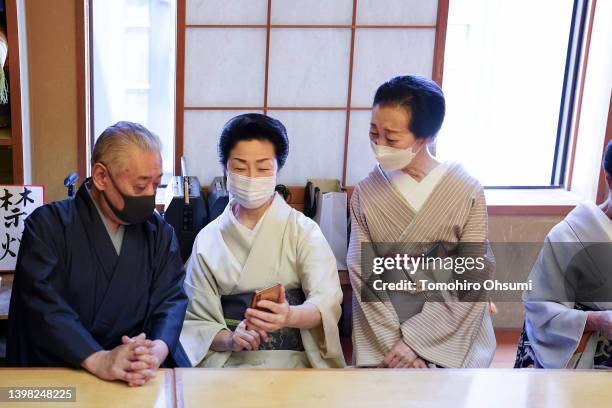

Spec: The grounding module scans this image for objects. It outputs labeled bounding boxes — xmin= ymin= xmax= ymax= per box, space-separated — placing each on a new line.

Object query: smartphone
xmin=250 ymin=283 xmax=282 ymax=311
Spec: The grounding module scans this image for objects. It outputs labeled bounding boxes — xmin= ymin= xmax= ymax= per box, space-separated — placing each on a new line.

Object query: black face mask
xmin=102 ymin=172 xmax=155 ymax=225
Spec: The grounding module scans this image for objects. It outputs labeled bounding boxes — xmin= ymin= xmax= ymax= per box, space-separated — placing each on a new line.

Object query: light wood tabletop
xmin=2 ymin=368 xmax=612 ymax=407
xmin=0 ymin=368 xmax=175 ymax=407
xmin=175 ymin=368 xmax=612 ymax=408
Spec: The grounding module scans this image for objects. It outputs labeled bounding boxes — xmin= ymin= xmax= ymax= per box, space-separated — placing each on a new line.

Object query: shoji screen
xmin=178 ymin=0 xmax=443 ymax=186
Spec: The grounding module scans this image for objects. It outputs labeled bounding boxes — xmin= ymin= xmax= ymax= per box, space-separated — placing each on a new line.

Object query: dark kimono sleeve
xmin=12 ymin=208 xmax=103 ymax=367
xmin=146 ymin=220 xmax=188 ymax=366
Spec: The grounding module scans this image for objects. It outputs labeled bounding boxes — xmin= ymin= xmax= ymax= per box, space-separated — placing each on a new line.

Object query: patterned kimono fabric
xmin=349 ymin=163 xmax=496 ymax=368
xmin=516 ymin=202 xmax=612 ymax=369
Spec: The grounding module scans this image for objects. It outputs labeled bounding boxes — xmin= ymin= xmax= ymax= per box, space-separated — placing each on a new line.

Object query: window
xmin=437 ymin=0 xmax=590 ymax=188
xmin=91 ymin=0 xmax=176 ymax=181
xmin=179 ymin=0 xmax=442 ymax=187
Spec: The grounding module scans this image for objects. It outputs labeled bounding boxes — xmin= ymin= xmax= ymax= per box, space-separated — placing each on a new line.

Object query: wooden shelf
xmin=0 ymin=126 xmax=11 ymax=146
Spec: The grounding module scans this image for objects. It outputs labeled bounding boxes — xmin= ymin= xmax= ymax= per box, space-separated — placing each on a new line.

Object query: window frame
xmin=76 ymin=0 xmax=599 ymax=215
xmin=78 ymin=0 xmax=178 ymax=183
xmin=439 ymin=0 xmax=593 ymax=190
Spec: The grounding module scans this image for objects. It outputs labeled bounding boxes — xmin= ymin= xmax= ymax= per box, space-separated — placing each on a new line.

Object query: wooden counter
xmin=175 ymin=368 xmax=612 ymax=408
xmin=0 ymin=368 xmax=175 ymax=407
xmin=1 ymin=368 xmax=612 ymax=407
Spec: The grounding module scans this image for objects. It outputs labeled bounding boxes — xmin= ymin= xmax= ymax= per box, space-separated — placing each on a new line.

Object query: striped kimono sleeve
xmin=348 ymin=187 xmax=404 ymax=365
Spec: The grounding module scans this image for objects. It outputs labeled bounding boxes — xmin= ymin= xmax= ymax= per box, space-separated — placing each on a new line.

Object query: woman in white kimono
xmin=349 ymin=75 xmax=496 ymax=368
xmin=516 ymin=141 xmax=612 ymax=369
xmin=180 ymin=113 xmax=345 ymax=368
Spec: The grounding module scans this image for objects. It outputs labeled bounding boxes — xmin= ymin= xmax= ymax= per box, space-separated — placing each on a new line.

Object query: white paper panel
xmin=346 ymin=110 xmax=377 ymax=186
xmin=270 ymin=110 xmax=346 ymax=184
xmin=356 ymin=0 xmax=438 ymax=25
xmin=271 ymin=0 xmax=353 ymax=25
xmin=351 ymin=28 xmax=436 ymax=106
xmin=183 ymin=110 xmax=264 ymax=184
xmin=185 ymin=28 xmax=266 ymax=106
xmin=268 ymin=29 xmax=351 ymax=107
xmin=186 ymin=0 xmax=267 ymax=25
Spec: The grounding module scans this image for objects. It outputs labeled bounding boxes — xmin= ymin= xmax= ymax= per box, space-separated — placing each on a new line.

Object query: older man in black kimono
xmin=7 ymin=121 xmax=188 ymax=386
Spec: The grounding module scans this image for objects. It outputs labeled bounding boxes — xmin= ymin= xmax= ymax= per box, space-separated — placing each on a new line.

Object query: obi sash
xmin=220 ymin=287 xmax=306 ymax=351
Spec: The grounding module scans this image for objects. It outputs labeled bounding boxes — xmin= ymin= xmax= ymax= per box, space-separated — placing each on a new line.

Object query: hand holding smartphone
xmin=250 ymin=283 xmax=282 ymax=311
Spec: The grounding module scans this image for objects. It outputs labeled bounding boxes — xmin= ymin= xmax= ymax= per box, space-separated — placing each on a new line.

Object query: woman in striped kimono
xmin=348 ymin=75 xmax=496 ymax=368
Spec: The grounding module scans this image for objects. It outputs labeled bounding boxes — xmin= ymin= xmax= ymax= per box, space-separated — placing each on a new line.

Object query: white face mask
xmin=370 ymin=141 xmax=420 ymax=172
xmin=226 ymin=171 xmax=277 ymax=209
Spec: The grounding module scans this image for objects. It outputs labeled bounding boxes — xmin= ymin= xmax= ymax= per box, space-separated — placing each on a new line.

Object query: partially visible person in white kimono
xmin=349 ymin=75 xmax=496 ymax=369
xmin=180 ymin=113 xmax=345 ymax=368
xmin=516 ymin=140 xmax=612 ymax=369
